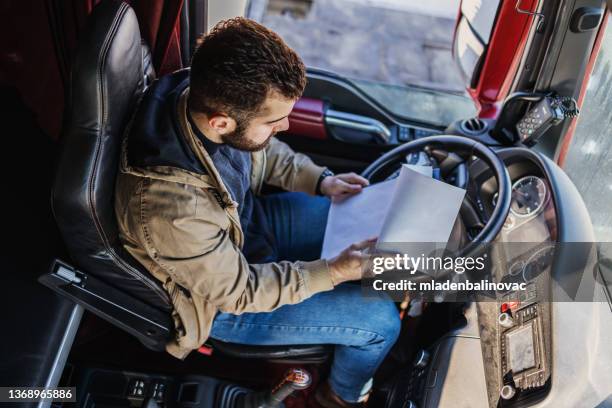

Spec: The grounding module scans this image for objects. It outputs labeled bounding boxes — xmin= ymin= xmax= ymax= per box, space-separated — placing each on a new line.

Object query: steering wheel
xmin=361 ymin=135 xmax=512 ymax=257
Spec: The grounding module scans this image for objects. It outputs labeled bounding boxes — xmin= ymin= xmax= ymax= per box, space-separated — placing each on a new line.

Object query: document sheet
xmin=321 ymin=165 xmax=466 ymax=259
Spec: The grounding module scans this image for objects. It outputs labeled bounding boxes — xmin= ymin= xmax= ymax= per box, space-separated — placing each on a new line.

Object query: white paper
xmin=320 ymin=178 xmax=396 ymax=259
xmin=321 ymin=165 xmax=465 ymax=258
xmin=404 ymin=164 xmax=433 ymax=178
xmin=378 ymin=165 xmax=466 ymax=244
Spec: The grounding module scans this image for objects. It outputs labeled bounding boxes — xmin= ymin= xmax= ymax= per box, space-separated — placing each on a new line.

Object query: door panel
xmin=283 ymin=69 xmax=447 ymax=173
xmin=561 ymin=14 xmax=612 ymax=243
xmin=559 ymin=13 xmax=612 ymax=298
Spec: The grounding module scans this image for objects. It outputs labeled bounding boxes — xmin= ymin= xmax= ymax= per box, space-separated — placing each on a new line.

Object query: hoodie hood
xmin=127 ymin=69 xmax=206 ymax=175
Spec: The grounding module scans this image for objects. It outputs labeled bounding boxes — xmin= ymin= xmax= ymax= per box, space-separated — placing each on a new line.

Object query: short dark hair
xmin=189 ymin=17 xmax=306 ymax=119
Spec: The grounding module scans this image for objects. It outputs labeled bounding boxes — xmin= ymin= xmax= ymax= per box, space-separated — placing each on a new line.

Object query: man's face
xmin=222 ymin=92 xmax=295 ymax=151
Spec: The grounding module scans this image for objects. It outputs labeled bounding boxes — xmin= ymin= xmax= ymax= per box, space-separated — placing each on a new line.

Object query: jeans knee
xmin=368 ymin=298 xmax=401 ymax=347
xmin=383 ymin=304 xmax=402 ymax=346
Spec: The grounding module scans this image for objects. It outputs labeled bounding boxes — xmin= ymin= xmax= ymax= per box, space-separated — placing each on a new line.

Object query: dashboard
xmin=383 ymin=148 xmax=562 ymax=408
xmin=391 ymin=144 xmax=610 ymax=408
xmin=297 ymin=69 xmax=610 ymax=408
xmin=469 ymin=152 xmax=556 ymax=407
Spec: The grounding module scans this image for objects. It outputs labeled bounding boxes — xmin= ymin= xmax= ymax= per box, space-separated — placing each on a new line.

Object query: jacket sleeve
xmin=136 ymin=178 xmax=335 ymax=314
xmin=263 ymin=137 xmax=327 ymax=195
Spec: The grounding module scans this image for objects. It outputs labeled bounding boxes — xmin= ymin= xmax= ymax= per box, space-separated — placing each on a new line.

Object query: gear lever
xmin=241 ymin=368 xmax=312 ymax=408
xmin=268 ymin=368 xmax=312 ymax=404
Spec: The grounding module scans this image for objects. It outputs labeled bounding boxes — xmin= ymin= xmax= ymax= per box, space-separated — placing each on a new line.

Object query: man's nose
xmin=276 ymin=117 xmax=290 ymax=132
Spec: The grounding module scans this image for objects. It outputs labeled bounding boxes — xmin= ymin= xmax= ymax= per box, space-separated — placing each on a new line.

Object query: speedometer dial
xmin=510 ymin=176 xmax=547 ymax=217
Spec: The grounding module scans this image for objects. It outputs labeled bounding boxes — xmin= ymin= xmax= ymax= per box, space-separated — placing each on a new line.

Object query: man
xmin=115 ymin=17 xmax=400 ymax=407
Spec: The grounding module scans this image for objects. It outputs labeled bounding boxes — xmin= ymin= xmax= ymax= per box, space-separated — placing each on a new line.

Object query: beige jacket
xmin=115 ymin=90 xmax=334 ymax=359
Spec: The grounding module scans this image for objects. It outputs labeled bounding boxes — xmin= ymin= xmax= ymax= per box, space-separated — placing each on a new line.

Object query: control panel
xmin=493 ymin=241 xmax=553 ymax=405
xmin=497 ymin=301 xmax=550 ymax=405
xmin=128 ymin=377 xmax=167 ymax=402
xmin=394 ymin=125 xmax=440 ymax=143
xmin=73 ymin=367 xmax=225 ymax=408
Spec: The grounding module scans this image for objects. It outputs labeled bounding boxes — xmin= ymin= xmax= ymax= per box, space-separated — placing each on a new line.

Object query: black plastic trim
xmin=39 ymin=259 xmax=173 ymax=351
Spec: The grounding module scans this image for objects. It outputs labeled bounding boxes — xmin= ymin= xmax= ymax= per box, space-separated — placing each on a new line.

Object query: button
xmin=498 ymin=312 xmax=514 ymax=328
xmin=129 ymin=379 xmax=144 ymax=396
xmin=500 ymin=384 xmax=516 ymax=400
xmin=501 ymin=301 xmax=519 ymax=313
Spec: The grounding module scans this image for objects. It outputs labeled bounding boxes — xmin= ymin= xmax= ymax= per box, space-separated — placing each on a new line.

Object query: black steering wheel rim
xmin=361 ymin=135 xmax=512 ymax=256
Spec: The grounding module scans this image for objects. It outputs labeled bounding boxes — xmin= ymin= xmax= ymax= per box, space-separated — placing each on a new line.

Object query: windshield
xmin=249 ymin=0 xmax=478 ymax=127
xmin=348 ymin=78 xmax=477 ymax=127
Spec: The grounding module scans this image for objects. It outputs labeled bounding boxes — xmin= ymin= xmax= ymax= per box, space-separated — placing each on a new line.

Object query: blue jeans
xmin=210 ymin=192 xmax=401 ymax=402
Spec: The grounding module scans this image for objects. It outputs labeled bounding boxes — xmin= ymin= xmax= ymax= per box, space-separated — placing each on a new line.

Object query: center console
xmin=379 ymin=303 xmax=489 ymax=408
xmin=71 ymin=367 xmax=235 ymax=407
xmin=69 ymin=366 xmax=311 ymax=408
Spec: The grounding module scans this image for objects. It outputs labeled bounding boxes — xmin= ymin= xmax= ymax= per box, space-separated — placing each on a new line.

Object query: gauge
xmin=510 ymin=176 xmax=547 ymax=217
xmin=508 ymin=260 xmax=525 ymax=276
xmin=522 ymin=244 xmax=555 ymax=282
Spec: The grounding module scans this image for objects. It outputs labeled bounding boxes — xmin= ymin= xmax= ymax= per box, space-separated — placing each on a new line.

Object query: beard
xmin=221 ymin=118 xmax=275 ymax=152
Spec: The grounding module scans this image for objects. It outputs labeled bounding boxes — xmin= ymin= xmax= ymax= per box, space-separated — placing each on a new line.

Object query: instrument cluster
xmin=491 ymin=175 xmax=549 ymax=231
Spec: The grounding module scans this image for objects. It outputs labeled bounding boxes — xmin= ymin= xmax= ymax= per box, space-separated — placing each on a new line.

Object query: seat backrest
xmin=52 ymin=0 xmax=170 ymax=310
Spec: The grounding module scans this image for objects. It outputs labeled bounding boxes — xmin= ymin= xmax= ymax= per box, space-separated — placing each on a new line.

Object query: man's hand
xmin=319 ymin=172 xmax=369 ymax=198
xmin=327 ymin=238 xmax=377 ymax=286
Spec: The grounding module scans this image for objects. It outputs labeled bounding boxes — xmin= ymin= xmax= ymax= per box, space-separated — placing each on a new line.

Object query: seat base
xmin=207 ymin=339 xmax=333 ymax=364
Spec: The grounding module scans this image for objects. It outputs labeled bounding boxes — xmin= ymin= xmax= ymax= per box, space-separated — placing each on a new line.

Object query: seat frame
xmin=40 ymin=259 xmax=333 ymax=363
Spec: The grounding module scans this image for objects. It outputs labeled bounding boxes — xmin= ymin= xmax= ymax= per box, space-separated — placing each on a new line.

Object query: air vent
xmin=460 ymin=118 xmax=487 ymax=135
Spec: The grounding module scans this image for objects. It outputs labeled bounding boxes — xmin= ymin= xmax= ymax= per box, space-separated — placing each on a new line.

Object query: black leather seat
xmin=50 ymin=0 xmax=331 ymax=362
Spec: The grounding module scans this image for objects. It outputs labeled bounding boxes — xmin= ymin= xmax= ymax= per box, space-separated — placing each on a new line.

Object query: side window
xmin=561 ymin=16 xmax=612 ymax=290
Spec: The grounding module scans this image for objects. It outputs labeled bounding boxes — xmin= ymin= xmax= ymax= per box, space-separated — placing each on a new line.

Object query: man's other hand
xmin=320 ymin=172 xmax=369 ymax=198
xmin=328 ymin=238 xmax=377 ymax=286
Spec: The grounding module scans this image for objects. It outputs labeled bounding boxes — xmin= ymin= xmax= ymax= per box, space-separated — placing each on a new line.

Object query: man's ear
xmin=208 ymin=113 xmax=236 ymax=135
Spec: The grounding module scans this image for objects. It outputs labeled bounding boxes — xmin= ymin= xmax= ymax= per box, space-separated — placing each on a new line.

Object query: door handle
xmin=324 ymin=109 xmax=391 ymax=143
